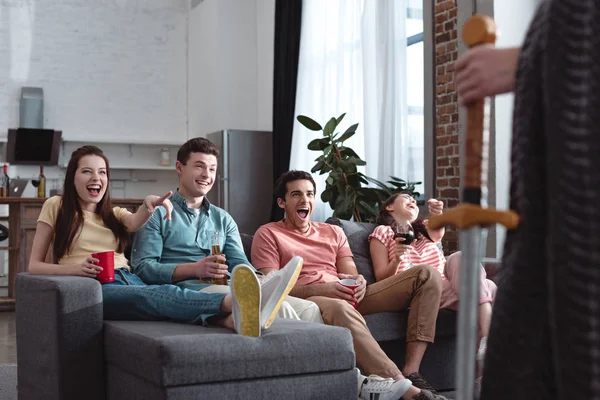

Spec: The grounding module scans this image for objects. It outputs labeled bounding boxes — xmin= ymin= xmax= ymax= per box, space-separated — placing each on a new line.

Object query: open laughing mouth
xmin=296 ymin=207 xmax=309 ymax=220
xmin=196 ymin=180 xmax=210 ymax=187
xmin=87 ymin=184 xmax=102 ymax=197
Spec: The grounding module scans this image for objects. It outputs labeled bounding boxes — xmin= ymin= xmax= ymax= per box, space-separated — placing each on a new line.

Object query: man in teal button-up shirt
xmin=132 ymin=190 xmax=250 ymax=288
xmin=131 ymin=138 xmax=252 ymax=289
xmin=130 ymin=137 xmax=322 ymax=324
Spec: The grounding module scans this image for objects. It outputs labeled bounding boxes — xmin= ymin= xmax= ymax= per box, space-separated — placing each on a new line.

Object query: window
xmin=292 ymin=0 xmax=429 ymax=219
xmin=406 ymin=0 xmax=425 ymax=197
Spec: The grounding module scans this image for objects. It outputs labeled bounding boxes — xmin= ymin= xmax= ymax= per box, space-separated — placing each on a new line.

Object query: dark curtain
xmin=270 ymin=0 xmax=303 ymax=222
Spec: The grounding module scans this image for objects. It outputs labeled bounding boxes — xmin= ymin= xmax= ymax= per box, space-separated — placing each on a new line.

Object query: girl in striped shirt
xmin=369 ymin=193 xmax=496 ymax=368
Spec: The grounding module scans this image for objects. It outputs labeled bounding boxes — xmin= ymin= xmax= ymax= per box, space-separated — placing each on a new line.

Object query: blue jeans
xmin=101 ymin=269 xmax=227 ymax=324
xmin=176 ymin=278 xmax=214 ymax=291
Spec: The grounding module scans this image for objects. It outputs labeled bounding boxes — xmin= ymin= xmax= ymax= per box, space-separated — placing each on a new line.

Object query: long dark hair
xmin=53 ymin=146 xmax=130 ymax=261
xmin=376 ymin=193 xmax=431 ymax=242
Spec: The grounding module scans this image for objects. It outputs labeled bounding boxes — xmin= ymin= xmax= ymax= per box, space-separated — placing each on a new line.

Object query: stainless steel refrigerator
xmin=207 ymin=129 xmax=273 ymax=235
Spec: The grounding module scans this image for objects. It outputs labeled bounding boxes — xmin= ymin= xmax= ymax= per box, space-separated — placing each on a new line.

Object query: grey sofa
xmin=241 ymin=218 xmax=499 ymax=393
xmin=15 ymin=274 xmax=357 ymax=400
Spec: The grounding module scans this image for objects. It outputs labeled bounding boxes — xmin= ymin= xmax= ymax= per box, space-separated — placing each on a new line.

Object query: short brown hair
xmin=177 ymin=137 xmax=219 ymax=164
xmin=275 ymin=170 xmax=316 ymax=200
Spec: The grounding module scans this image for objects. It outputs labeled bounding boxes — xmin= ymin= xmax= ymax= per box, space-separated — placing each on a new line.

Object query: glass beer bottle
xmin=211 ymin=231 xmax=228 ymax=285
xmin=37 ymin=166 xmax=46 ymax=198
xmin=0 ymin=164 xmax=9 ymax=198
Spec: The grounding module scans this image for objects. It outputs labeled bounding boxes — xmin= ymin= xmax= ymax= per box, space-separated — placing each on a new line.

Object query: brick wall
xmin=434 ymin=0 xmax=459 ymax=254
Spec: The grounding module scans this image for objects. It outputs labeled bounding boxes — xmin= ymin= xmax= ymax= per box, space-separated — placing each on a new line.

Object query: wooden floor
xmin=0 ymin=312 xmax=16 ymax=364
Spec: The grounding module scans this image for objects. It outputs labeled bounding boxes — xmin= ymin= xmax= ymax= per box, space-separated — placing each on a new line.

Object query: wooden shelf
xmin=0 ymin=297 xmax=15 ymax=312
xmin=60 ymin=164 xmax=174 ymax=170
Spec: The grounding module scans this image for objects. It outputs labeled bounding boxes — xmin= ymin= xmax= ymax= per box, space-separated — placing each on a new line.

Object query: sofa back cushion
xmin=325 ymin=217 xmax=378 ymax=285
xmin=240 ymin=233 xmax=254 ymax=264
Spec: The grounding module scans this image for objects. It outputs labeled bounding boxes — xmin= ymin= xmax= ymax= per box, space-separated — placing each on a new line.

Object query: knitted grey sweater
xmin=481 ymin=1 xmax=600 ymax=399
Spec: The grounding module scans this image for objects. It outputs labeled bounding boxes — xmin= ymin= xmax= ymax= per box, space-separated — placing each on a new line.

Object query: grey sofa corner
xmin=15 ymin=273 xmax=358 ymax=400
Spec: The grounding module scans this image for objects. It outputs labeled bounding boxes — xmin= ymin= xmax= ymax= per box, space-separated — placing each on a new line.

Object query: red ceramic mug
xmin=339 ymin=278 xmax=360 ymax=308
xmin=93 ymin=250 xmax=115 ymax=284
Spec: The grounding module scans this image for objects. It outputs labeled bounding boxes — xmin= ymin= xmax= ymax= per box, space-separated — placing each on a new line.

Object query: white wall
xmin=492 ymin=0 xmax=540 ymax=257
xmin=0 ymin=0 xmax=189 ymax=199
xmin=0 ymin=0 xmax=189 ymax=143
xmin=188 ymin=0 xmax=275 ymax=137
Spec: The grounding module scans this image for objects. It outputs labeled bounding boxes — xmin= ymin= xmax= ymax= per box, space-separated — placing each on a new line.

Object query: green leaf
xmin=363 ymin=175 xmax=393 ymax=195
xmin=334 ymin=187 xmax=356 ymax=218
xmin=320 ymin=165 xmax=332 ymax=174
xmin=351 ymin=157 xmax=366 ymax=166
xmin=336 ymin=113 xmax=346 ymax=126
xmin=325 ymin=152 xmax=335 ymax=165
xmin=337 ymin=123 xmax=359 ymax=143
xmin=323 ymin=145 xmax=332 ymax=155
xmin=340 ymin=147 xmax=361 ymax=159
xmin=323 ymin=118 xmax=338 ymax=137
xmin=311 ymin=160 xmax=325 ymax=173
xmin=359 ymin=187 xmax=382 ymax=201
xmin=357 ymin=200 xmax=379 ymax=218
xmin=387 ymin=180 xmax=408 ymax=189
xmin=297 ymin=115 xmax=322 ymax=131
xmin=326 ymin=176 xmax=334 ymax=186
xmin=389 ymin=176 xmax=407 ymax=184
xmin=307 ymin=138 xmax=330 ymax=151
xmin=321 ymin=188 xmax=331 ymax=203
xmin=346 ymin=173 xmax=362 ymax=188
xmin=338 ymin=158 xmax=359 ymax=175
xmin=323 ymin=185 xmax=339 ymax=209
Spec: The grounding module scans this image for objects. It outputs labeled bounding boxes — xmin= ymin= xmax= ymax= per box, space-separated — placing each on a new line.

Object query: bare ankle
xmin=209 ymin=315 xmax=234 ymax=330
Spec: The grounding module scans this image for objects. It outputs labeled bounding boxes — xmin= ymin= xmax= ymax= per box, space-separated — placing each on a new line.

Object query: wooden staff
xmin=428 ymin=15 xmax=519 ymax=400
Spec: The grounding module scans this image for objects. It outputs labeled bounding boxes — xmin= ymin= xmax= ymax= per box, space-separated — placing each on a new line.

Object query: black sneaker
xmin=405 ymin=373 xmax=438 ymax=394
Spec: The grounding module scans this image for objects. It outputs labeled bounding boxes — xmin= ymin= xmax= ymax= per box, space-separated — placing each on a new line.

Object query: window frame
xmin=407 ymin=4 xmax=427 ymax=204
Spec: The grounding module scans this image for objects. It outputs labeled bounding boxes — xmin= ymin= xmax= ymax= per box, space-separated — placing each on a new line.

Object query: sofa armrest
xmin=16 ymin=273 xmax=106 ymax=400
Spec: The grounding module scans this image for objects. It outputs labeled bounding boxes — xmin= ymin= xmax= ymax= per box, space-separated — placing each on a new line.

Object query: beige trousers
xmin=200 ymin=285 xmax=323 ymax=323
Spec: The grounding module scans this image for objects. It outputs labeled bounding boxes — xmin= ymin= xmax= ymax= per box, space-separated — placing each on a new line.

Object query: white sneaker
xmin=360 ymin=375 xmax=412 ymax=400
xmin=230 ymin=264 xmax=261 ymax=337
xmin=259 ymin=256 xmax=303 ymax=329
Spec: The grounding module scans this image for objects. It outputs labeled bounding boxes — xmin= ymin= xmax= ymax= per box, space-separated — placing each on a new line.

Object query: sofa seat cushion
xmin=103 ymin=319 xmax=355 ymax=387
xmin=365 ymin=309 xmax=457 ymax=342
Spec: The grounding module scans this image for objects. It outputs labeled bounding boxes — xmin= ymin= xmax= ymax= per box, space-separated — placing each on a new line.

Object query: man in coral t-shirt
xmin=252 ymin=171 xmax=448 ymax=400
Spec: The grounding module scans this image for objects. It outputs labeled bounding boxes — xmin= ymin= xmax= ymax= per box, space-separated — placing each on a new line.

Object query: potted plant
xmin=297 ymin=113 xmax=421 ymax=222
